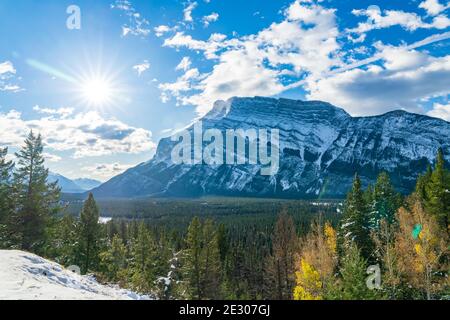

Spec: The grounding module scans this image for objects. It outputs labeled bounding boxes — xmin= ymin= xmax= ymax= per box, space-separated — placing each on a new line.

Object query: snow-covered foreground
xmin=0 ymin=250 xmax=150 ymax=300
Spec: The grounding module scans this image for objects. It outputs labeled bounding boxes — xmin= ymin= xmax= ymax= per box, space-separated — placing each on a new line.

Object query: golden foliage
xmin=394 ymin=198 xmax=449 ymax=299
xmin=293 ymin=259 xmax=323 ymax=300
xmin=293 ymin=221 xmax=338 ymax=300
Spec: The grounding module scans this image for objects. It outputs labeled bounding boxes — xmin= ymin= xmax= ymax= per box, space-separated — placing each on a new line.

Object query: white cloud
xmin=162 ymin=0 xmax=340 ymax=114
xmin=159 ymin=0 xmax=450 ymax=121
xmin=81 ymin=162 xmax=134 ymax=180
xmin=0 ymin=61 xmax=22 ymax=92
xmin=154 ymin=25 xmax=175 ymax=37
xmin=184 ymin=2 xmax=198 ymax=22
xmin=427 ymin=102 xmax=450 ymax=121
xmin=0 ymin=108 xmax=156 ymax=159
xmin=307 ymin=53 xmax=450 ymax=116
xmin=175 ymin=57 xmax=192 ymax=72
xmin=43 ymin=153 xmax=62 ymax=162
xmin=419 ymin=0 xmax=449 ymax=16
xmin=347 ymin=5 xmax=450 ymax=35
xmin=33 ymin=105 xmax=74 ymax=118
xmin=111 ymin=0 xmax=150 ymax=37
xmin=202 ymin=12 xmax=219 ymax=27
xmin=0 ymin=85 xmax=22 ymax=92
xmin=133 ymin=60 xmax=150 ymax=76
xmin=0 ymin=61 xmax=15 ymax=74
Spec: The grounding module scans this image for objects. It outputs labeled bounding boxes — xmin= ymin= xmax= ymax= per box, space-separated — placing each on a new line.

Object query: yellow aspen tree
xmin=394 ymin=198 xmax=449 ymax=299
xmin=293 ymin=221 xmax=338 ymax=300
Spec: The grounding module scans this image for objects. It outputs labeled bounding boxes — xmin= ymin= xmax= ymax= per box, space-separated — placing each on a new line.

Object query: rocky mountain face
xmin=91 ymin=97 xmax=450 ymax=199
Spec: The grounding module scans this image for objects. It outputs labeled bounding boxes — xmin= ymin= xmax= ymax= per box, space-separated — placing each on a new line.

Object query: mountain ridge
xmin=91 ymin=97 xmax=450 ymax=199
xmin=48 ymin=173 xmax=101 ymax=194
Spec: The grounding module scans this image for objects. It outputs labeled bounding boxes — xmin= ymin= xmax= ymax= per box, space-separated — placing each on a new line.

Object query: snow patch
xmin=0 ymin=250 xmax=151 ymax=300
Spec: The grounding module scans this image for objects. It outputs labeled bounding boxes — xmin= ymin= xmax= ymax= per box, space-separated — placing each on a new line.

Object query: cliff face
xmin=92 ymin=97 xmax=450 ymax=198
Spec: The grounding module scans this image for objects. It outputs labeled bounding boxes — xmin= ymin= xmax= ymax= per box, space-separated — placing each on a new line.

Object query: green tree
xmin=100 ymin=234 xmax=128 ymax=283
xmin=201 ymin=219 xmax=222 ymax=299
xmin=415 ymin=165 xmax=432 ymax=200
xmin=130 ymin=222 xmax=158 ymax=293
xmin=369 ymin=172 xmax=402 ymax=229
xmin=339 ymin=173 xmax=371 ymax=259
xmin=424 ymin=149 xmax=450 ymax=230
xmin=0 ymin=147 xmax=14 ymax=248
xmin=184 ymin=217 xmax=203 ymax=299
xmin=46 ymin=214 xmax=78 ymax=266
xmin=12 ymin=131 xmax=60 ymax=252
xmin=77 ymin=193 xmax=101 ymax=274
xmin=338 ymin=244 xmax=380 ymax=300
xmin=183 ymin=217 xmax=222 ymax=299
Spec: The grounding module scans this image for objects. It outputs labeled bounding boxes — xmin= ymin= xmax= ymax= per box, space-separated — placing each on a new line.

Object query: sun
xmin=80 ymin=77 xmax=113 ymax=106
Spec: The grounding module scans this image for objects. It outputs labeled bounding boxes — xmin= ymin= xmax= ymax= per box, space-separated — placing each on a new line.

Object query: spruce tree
xmin=130 ymin=222 xmax=158 ymax=293
xmin=201 ymin=219 xmax=222 ymax=299
xmin=100 ymin=234 xmax=128 ymax=283
xmin=78 ymin=193 xmax=101 ymax=274
xmin=184 ymin=216 xmax=203 ymax=299
xmin=339 ymin=173 xmax=371 ymax=259
xmin=0 ymin=147 xmax=14 ymax=248
xmin=424 ymin=149 xmax=450 ymax=230
xmin=47 ymin=214 xmax=78 ymax=266
xmin=338 ymin=244 xmax=379 ymax=300
xmin=184 ymin=217 xmax=222 ymax=299
xmin=415 ymin=165 xmax=432 ymax=201
xmin=369 ymin=172 xmax=402 ymax=229
xmin=12 ymin=132 xmax=60 ymax=252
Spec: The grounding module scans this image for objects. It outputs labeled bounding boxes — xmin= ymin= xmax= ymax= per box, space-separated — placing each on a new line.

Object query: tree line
xmin=0 ymin=132 xmax=448 ymax=299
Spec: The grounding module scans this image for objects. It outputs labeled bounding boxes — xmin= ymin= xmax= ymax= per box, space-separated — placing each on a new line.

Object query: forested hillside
xmin=0 ymin=132 xmax=448 ymax=300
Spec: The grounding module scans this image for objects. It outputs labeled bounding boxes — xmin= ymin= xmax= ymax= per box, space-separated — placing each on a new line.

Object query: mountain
xmin=48 ymin=173 xmax=101 ymax=193
xmin=0 ymin=250 xmax=149 ymax=300
xmin=91 ymin=97 xmax=450 ymax=199
xmin=73 ymin=178 xmax=102 ymax=191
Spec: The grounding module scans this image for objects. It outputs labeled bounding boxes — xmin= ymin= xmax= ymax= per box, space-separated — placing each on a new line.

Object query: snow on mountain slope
xmin=0 ymin=250 xmax=149 ymax=300
xmin=91 ymin=97 xmax=450 ymax=199
xmin=48 ymin=173 xmax=102 ymax=194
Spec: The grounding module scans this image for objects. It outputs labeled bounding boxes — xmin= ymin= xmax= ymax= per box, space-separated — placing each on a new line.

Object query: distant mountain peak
xmin=48 ymin=173 xmax=101 ymax=194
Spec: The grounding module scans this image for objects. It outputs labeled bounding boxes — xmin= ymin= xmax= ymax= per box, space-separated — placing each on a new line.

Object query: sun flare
xmin=81 ymin=77 xmax=113 ymax=106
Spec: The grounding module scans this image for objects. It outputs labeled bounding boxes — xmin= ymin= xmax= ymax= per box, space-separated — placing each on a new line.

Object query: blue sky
xmin=0 ymin=0 xmax=449 ymax=181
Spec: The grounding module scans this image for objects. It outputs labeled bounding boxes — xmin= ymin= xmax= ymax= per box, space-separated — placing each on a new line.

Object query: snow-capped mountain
xmin=91 ymin=97 xmax=450 ymax=199
xmin=73 ymin=178 xmax=103 ymax=191
xmin=48 ymin=173 xmax=101 ymax=193
xmin=0 ymin=250 xmax=149 ymax=300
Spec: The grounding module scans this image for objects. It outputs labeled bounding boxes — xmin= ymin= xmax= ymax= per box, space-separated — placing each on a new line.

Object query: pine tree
xmin=201 ymin=219 xmax=222 ymax=299
xmin=338 ymin=244 xmax=379 ymax=300
xmin=130 ymin=222 xmax=158 ymax=293
xmin=415 ymin=165 xmax=432 ymax=201
xmin=100 ymin=234 xmax=128 ymax=283
xmin=424 ymin=149 xmax=450 ymax=230
xmin=77 ymin=193 xmax=101 ymax=274
xmin=266 ymin=211 xmax=297 ymax=300
xmin=0 ymin=147 xmax=14 ymax=248
xmin=12 ymin=131 xmax=60 ymax=252
xmin=183 ymin=217 xmax=222 ymax=299
xmin=338 ymin=173 xmax=371 ymax=259
xmin=184 ymin=217 xmax=203 ymax=299
xmin=369 ymin=172 xmax=402 ymax=229
xmin=47 ymin=214 xmax=78 ymax=266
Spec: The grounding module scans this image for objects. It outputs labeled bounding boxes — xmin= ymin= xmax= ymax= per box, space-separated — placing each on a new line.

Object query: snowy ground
xmin=0 ymin=250 xmax=149 ymax=300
